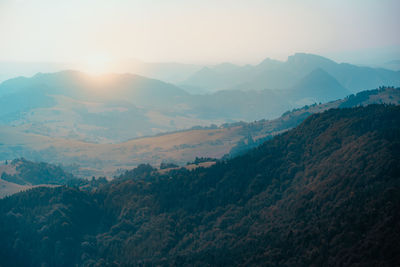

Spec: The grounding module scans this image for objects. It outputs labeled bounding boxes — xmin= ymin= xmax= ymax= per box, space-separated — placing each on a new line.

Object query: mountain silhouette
xmin=182 ymin=53 xmax=400 ymax=93
xmin=288 ymin=68 xmax=350 ymax=103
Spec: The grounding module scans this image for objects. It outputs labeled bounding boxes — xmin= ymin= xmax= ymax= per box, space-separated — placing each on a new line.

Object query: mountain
xmin=0 ymin=59 xmax=203 ymax=84
xmin=0 ymin=61 xmax=75 ymax=83
xmin=179 ymin=67 xmax=221 ymax=91
xmin=2 ymin=54 xmax=396 ymax=145
xmin=0 ymin=87 xmax=398 ymax=177
xmin=0 ymin=70 xmax=190 ymax=107
xmin=288 ymin=68 xmax=350 ymax=104
xmin=182 ymin=53 xmax=400 ymax=93
xmin=188 ymin=89 xmax=289 ymax=120
xmin=0 ymin=70 xmax=291 ymax=144
xmin=100 ymin=59 xmax=203 ymax=84
xmin=381 ymin=59 xmax=400 ymax=71
xmin=0 ymin=105 xmax=399 ymax=266
xmin=0 ymin=71 xmax=214 ymax=143
xmin=180 ymin=64 xmax=256 ymax=92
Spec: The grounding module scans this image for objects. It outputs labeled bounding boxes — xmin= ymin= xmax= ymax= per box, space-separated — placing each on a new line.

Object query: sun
xmin=82 ymin=54 xmax=113 ymax=74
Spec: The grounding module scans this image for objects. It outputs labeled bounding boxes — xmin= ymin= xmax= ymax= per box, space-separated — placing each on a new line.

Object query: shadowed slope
xmin=0 ymin=105 xmax=399 ymax=266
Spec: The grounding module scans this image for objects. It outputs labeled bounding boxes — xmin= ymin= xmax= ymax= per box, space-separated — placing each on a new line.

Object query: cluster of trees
xmin=0 ymin=158 xmax=108 ymax=192
xmin=0 ymin=105 xmax=399 ymax=266
xmin=1 ymin=158 xmax=74 ymax=185
xmin=159 ymin=162 xmax=179 ymax=170
xmin=186 ymin=157 xmax=218 ymax=165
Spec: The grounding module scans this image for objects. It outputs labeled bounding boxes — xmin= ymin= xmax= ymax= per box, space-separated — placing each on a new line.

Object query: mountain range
xmin=0 ymin=53 xmax=399 ymax=146
xmin=181 ymin=53 xmax=400 ymax=93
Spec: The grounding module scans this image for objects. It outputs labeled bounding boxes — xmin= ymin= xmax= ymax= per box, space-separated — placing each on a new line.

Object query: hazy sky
xmin=0 ymin=0 xmax=399 ymax=66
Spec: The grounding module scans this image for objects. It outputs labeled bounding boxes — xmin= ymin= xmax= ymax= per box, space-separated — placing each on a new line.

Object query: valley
xmin=0 ymin=86 xmax=398 ymax=178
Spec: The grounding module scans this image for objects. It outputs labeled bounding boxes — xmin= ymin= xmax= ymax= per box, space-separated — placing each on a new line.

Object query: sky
xmin=0 ymin=0 xmax=399 ymax=68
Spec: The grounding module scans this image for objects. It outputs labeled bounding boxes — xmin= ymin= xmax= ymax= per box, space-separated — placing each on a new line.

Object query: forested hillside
xmin=0 ymin=158 xmax=74 ymax=186
xmin=0 ymin=105 xmax=399 ymax=266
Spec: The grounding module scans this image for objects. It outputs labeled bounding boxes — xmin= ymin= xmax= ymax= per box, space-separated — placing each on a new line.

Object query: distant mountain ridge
xmin=0 ymin=71 xmax=211 ymax=143
xmin=1 ymin=53 xmax=396 ymax=145
xmin=288 ymin=68 xmax=350 ymax=104
xmin=181 ymin=53 xmax=400 ymax=93
xmin=0 ymin=70 xmax=190 ymax=107
xmin=0 ymin=66 xmax=352 ymax=144
xmin=0 ymin=59 xmax=202 ymax=84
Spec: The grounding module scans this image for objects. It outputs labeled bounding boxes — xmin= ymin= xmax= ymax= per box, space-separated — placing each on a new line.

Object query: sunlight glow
xmin=82 ymin=54 xmax=113 ymax=74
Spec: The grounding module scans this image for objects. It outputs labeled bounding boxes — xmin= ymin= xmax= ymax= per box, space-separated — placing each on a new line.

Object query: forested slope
xmin=0 ymin=105 xmax=399 ymax=266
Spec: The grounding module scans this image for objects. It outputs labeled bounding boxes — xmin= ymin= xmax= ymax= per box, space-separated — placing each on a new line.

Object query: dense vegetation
xmin=1 ymin=158 xmax=75 ymax=185
xmin=0 ymin=158 xmax=107 ymax=198
xmin=0 ymin=105 xmax=399 ymax=266
xmin=226 ymin=87 xmax=400 ymax=158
